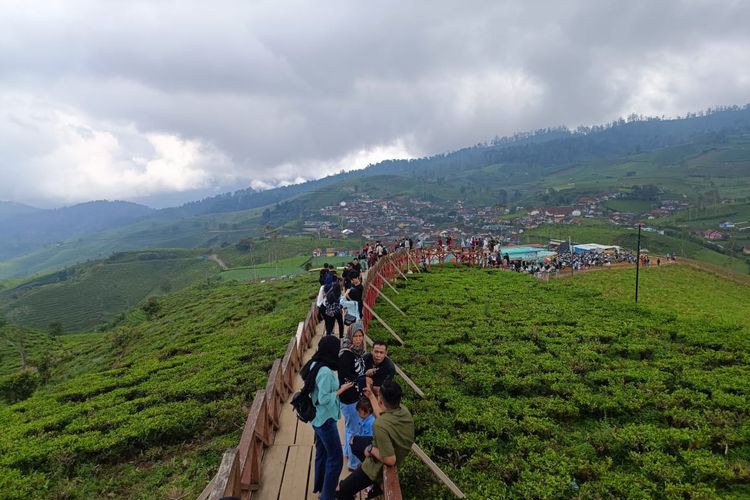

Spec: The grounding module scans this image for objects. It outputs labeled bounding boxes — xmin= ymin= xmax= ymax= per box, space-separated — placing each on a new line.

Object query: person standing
xmin=352 ymin=258 xmax=362 ymax=275
xmin=306 ymin=336 xmax=353 ymax=500
xmin=345 ymin=273 xmax=364 ymax=320
xmin=338 ymin=322 xmax=367 ymax=470
xmin=324 ymin=282 xmax=345 ymax=337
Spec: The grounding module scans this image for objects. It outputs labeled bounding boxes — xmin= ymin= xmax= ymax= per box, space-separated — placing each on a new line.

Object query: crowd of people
xmin=305 ymin=253 xmax=415 ymax=500
xmin=301 ymin=236 xmax=655 ymax=498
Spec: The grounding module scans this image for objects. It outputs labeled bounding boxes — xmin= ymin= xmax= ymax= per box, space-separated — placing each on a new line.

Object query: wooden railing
xmin=198 ymin=299 xmax=319 ymax=500
xmin=199 ymin=248 xmax=465 ymax=500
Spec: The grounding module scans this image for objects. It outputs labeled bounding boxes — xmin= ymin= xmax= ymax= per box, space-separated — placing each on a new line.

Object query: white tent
xmin=573 ymin=243 xmax=621 ymax=254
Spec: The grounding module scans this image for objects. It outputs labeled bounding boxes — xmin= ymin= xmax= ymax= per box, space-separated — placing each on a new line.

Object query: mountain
xmin=0 ymin=200 xmax=154 ymax=260
xmin=1 ymin=105 xmax=750 ymax=279
xmin=168 ymin=105 xmax=750 ymax=216
xmin=0 ymin=201 xmax=41 ymax=221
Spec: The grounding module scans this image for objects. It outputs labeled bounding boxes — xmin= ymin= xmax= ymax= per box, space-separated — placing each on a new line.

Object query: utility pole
xmin=635 ymin=224 xmax=642 ymax=303
xmin=569 ymin=235 xmax=573 ymax=277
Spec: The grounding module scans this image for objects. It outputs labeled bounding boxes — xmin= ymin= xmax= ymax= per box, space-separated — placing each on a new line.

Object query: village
xmin=298 ymin=191 xmax=750 ymax=258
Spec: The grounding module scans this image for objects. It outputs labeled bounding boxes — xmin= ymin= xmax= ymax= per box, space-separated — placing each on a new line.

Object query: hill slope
xmin=0 ymin=274 xmax=316 ymax=498
xmin=0 ymin=201 xmax=154 ymax=261
xmin=0 ymin=250 xmax=220 ymax=334
xmin=367 ymin=265 xmax=750 ymax=498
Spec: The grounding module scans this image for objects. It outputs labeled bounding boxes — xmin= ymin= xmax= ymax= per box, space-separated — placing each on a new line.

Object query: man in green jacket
xmin=336 ymin=379 xmax=415 ymax=500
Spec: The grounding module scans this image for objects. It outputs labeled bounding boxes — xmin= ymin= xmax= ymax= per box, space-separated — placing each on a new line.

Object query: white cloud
xmin=0 ymin=94 xmax=236 ymax=206
xmin=0 ymin=0 xmax=749 ymax=206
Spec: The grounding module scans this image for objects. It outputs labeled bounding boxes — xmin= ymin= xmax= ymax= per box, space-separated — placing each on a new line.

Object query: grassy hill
xmin=218 ymin=256 xmax=312 ymax=282
xmin=542 ymin=135 xmax=750 ymax=202
xmin=0 ymin=250 xmax=220 ymax=334
xmin=0 ymin=274 xmax=317 ymax=498
xmin=0 ymin=202 xmax=283 ymax=280
xmin=0 ymin=236 xmax=357 ymax=334
xmin=367 ymin=265 xmax=750 ymax=498
xmin=216 ymin=236 xmax=361 ymax=268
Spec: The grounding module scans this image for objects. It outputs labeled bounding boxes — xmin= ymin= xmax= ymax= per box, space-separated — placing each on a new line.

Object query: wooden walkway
xmin=254 ymin=319 xmax=363 ymax=500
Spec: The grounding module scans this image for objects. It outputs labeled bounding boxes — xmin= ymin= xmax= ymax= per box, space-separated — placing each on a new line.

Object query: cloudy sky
xmin=1 ymin=0 xmax=749 ymax=207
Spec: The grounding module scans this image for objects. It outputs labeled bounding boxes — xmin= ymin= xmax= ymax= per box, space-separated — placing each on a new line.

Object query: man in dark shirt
xmin=351 ymin=258 xmax=362 ymax=275
xmin=345 ymin=273 xmax=364 ymax=318
xmin=319 ymin=263 xmax=329 ymax=286
xmin=363 ymin=341 xmax=395 ymax=394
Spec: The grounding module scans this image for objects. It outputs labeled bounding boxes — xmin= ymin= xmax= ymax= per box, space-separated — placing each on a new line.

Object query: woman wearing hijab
xmin=303 ymin=335 xmax=352 ymax=500
xmin=338 ymin=321 xmax=367 ymax=470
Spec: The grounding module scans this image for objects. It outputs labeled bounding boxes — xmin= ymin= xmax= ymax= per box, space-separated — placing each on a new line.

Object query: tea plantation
xmin=0 ymin=274 xmax=316 ymax=498
xmin=367 ymin=265 xmax=750 ymax=498
xmin=0 ymin=250 xmax=219 ymax=333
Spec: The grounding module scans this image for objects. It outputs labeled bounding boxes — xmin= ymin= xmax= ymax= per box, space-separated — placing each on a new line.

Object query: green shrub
xmin=0 ymin=367 xmax=41 ymax=404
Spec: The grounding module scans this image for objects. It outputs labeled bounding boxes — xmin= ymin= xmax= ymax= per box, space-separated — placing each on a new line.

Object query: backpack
xmin=291 ymin=389 xmax=316 ymax=423
xmin=290 ymin=362 xmax=320 ymax=423
xmin=324 ymin=290 xmax=342 ymax=317
xmin=325 ymin=301 xmax=342 ymax=317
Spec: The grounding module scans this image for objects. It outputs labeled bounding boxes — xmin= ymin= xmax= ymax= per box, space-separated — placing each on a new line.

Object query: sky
xmin=1 ymin=0 xmax=749 ymax=208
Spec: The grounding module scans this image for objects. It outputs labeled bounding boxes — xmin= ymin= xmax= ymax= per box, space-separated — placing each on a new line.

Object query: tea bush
xmin=368 ymin=266 xmax=750 ymax=498
xmin=0 ymin=275 xmax=315 ymax=498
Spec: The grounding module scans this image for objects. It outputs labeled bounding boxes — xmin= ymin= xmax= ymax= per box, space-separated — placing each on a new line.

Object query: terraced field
xmin=0 ymin=251 xmax=219 ymax=333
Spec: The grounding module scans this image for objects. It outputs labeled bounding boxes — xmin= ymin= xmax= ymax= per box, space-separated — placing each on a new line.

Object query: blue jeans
xmin=340 ymin=402 xmax=360 ymax=469
xmin=313 ymin=418 xmax=343 ymax=500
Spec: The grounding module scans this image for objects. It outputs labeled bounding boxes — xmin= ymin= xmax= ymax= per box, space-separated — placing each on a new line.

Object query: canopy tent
xmin=499 ymin=246 xmax=557 ymax=262
xmin=572 ymin=243 xmax=621 ymax=254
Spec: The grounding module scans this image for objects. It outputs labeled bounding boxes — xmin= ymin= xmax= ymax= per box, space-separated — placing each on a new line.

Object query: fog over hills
xmin=0 ymin=201 xmax=153 ymax=260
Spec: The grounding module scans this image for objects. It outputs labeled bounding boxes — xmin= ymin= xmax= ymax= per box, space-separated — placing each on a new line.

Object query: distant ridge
xmin=0 ymin=201 xmax=41 ymax=220
xmin=0 ymin=200 xmax=154 ymax=260
xmin=168 ymin=104 xmax=750 ymax=217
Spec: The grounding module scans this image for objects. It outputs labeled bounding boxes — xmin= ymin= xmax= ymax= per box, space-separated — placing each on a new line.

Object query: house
xmin=325 ymin=247 xmax=336 ymax=257
xmin=646 ymin=209 xmax=671 ymax=219
xmin=743 ymin=247 xmax=750 ymax=255
xmin=719 ymin=221 xmax=735 ymax=229
xmin=312 ymin=248 xmax=323 ymax=257
xmin=544 ymin=206 xmax=575 ymax=218
xmin=576 ymin=196 xmax=597 ymax=206
xmin=703 ymin=230 xmax=725 ymax=240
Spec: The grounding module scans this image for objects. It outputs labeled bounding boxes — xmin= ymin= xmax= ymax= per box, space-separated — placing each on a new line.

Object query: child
xmin=348 ymin=398 xmax=375 ymax=469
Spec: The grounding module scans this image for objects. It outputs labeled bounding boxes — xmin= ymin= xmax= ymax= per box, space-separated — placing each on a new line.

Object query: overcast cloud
xmin=1 ymin=0 xmax=749 ymax=207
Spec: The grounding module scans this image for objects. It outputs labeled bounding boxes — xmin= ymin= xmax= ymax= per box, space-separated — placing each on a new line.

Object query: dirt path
xmin=207 ymin=253 xmax=228 ymax=271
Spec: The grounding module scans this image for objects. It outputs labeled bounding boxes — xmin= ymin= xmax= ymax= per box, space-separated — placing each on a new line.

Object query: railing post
xmin=383 ymin=465 xmax=403 ymax=500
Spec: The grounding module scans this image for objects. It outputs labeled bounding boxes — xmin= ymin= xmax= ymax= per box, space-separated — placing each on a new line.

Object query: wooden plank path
xmin=254 ymin=317 xmax=364 ymax=500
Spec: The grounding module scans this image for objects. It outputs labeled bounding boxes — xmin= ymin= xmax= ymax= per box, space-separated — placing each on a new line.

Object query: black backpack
xmin=291 ymin=389 xmax=316 ymax=423
xmin=290 ymin=361 xmax=321 ymax=423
